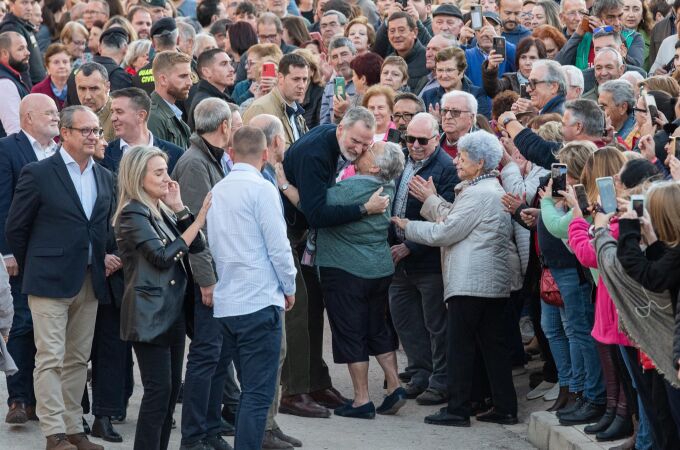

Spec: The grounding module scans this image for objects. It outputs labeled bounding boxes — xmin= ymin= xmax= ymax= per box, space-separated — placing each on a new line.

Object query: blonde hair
xmin=580 ymin=146 xmax=627 ymax=203
xmin=556 ymin=140 xmax=597 ymax=181
xmin=647 ymin=181 xmax=680 ymax=247
xmin=248 ymin=43 xmax=284 ymax=61
xmin=152 ymin=50 xmax=193 ymax=76
xmin=123 ymin=39 xmax=151 ymax=69
xmin=60 ymin=21 xmax=89 ymax=45
xmin=536 ymin=121 xmax=563 ymax=142
xmin=113 ymin=146 xmax=169 ymax=225
xmin=640 ymin=76 xmax=680 ymax=98
xmin=381 ymin=55 xmax=409 ymax=84
xmin=104 ymin=16 xmax=137 ymax=42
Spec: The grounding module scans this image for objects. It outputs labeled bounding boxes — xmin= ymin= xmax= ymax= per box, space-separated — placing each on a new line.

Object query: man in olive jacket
xmin=171 ymin=98 xmax=233 ymax=450
xmin=147 ymin=51 xmax=192 ymax=150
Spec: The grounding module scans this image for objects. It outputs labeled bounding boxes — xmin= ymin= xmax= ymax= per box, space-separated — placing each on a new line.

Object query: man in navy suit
xmin=0 ymin=93 xmax=59 ymax=425
xmin=6 ymin=105 xmax=116 ymax=450
xmin=103 ymin=87 xmax=183 ymax=174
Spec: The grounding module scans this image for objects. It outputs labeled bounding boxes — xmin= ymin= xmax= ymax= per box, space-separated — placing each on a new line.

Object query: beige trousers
xmin=29 ymin=272 xmax=98 ymax=437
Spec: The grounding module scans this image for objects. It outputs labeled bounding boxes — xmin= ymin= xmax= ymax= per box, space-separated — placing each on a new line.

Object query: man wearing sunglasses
xmin=388 ymin=112 xmax=458 ymax=406
xmin=555 ymin=0 xmax=644 ymax=70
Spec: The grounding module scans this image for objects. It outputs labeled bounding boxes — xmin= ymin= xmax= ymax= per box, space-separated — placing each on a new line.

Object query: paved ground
xmin=0 ymin=319 xmax=542 ymax=450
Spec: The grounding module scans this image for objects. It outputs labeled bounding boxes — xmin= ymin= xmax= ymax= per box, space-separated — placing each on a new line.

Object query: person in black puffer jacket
xmin=0 ymin=7 xmax=45 ymax=87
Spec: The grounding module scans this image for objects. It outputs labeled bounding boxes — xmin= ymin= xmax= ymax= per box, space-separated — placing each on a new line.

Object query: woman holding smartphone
xmin=482 ymin=37 xmax=547 ymax=99
xmin=114 ymin=146 xmax=210 ymax=450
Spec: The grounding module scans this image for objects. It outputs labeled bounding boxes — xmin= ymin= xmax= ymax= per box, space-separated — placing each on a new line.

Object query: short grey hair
xmin=340 ymin=106 xmax=376 ymax=130
xmin=60 ymin=105 xmax=97 ymax=129
xmin=562 ymin=65 xmax=584 ymax=90
xmin=373 ymin=141 xmax=405 ymax=182
xmin=441 ymin=90 xmax=478 ymax=115
xmin=123 ymin=39 xmax=152 ymax=69
xmin=533 ymin=60 xmax=567 ymax=95
xmin=249 ymin=114 xmax=284 ymax=148
xmin=323 ymin=9 xmax=348 ymax=25
xmin=564 ymin=99 xmax=605 ymax=137
xmin=194 ymin=98 xmax=232 ymax=134
xmin=592 ymin=0 xmax=623 ymax=17
xmin=177 ymin=21 xmax=196 ymax=44
xmin=595 ymin=47 xmax=623 ymax=66
xmin=599 ymin=79 xmax=635 ymax=113
xmin=411 ymin=112 xmax=439 ymax=136
xmin=620 ymin=71 xmax=644 ymax=88
xmin=560 ymin=0 xmax=585 ymax=12
xmin=458 ymin=130 xmax=503 ymax=172
xmin=328 ymin=35 xmax=356 ymax=55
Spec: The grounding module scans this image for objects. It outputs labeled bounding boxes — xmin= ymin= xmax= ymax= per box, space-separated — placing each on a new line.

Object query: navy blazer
xmin=5 ymin=151 xmax=115 ymax=301
xmin=0 ymin=131 xmax=37 ymax=255
xmin=102 ymin=135 xmax=184 ymax=174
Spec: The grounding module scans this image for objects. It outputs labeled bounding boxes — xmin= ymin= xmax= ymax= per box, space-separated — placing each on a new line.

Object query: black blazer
xmin=115 ymin=200 xmax=205 ymax=344
xmin=102 ymin=135 xmax=184 ymax=174
xmin=0 ymin=131 xmax=37 ymax=256
xmin=5 ymin=150 xmax=115 ymax=301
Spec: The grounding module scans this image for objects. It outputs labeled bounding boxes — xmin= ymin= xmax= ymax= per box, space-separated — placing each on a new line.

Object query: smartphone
xmin=261 ymin=62 xmax=276 ymax=78
xmin=520 ymin=83 xmax=529 ymax=99
xmin=672 ymin=136 xmax=680 ymax=158
xmin=551 ymin=163 xmax=567 ymax=197
xmin=334 ymin=76 xmax=346 ymax=99
xmin=646 ymin=94 xmax=658 ymax=122
xmin=596 ymin=176 xmax=617 ymax=214
xmin=492 ymin=36 xmax=506 ymax=59
xmin=471 ymin=5 xmax=483 ymax=30
xmin=630 ymin=194 xmax=645 ymax=217
xmin=386 ymin=128 xmax=401 ymax=144
xmin=574 ymin=184 xmax=590 ymax=216
xmin=395 ymin=0 xmax=407 ymax=7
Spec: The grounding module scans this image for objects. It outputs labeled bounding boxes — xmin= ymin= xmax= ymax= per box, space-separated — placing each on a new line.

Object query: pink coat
xmin=568 ymin=217 xmax=632 ymax=346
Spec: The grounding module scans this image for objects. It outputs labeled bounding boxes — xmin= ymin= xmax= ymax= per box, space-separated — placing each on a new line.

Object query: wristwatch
xmin=503 ymin=116 xmax=516 ymax=127
xmin=175 ymin=206 xmax=191 ymax=220
xmin=280 ymin=183 xmax=289 ymax=191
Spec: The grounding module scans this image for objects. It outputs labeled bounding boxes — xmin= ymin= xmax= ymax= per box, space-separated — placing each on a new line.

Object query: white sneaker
xmin=542 ymin=383 xmax=561 ymax=401
xmin=526 ymin=381 xmax=556 ymax=400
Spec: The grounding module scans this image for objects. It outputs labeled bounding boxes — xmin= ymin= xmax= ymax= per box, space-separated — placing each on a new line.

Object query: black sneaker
xmin=424 ymin=407 xmax=470 ymax=427
xmin=559 ymin=401 xmax=606 ymax=426
xmin=206 ymin=434 xmax=233 ymax=450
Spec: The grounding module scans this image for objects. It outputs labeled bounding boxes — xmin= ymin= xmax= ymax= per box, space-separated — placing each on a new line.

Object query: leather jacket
xmin=115 ymin=200 xmax=205 ymax=344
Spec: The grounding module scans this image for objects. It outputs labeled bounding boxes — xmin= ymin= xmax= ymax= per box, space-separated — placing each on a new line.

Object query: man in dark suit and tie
xmin=103 ymin=87 xmax=183 ymax=174
xmin=5 ymin=105 xmax=116 ymax=450
xmin=0 ymin=93 xmax=59 ymax=425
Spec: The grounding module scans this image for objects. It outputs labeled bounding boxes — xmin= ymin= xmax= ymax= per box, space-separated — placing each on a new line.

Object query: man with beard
xmin=188 ymin=48 xmax=234 ymax=131
xmin=497 ymin=0 xmax=531 ymax=45
xmin=243 ymin=54 xmax=310 ymax=149
xmin=75 ymin=62 xmax=115 ymax=142
xmin=127 ymin=6 xmax=152 ymax=41
xmin=0 ymin=31 xmax=30 ymax=137
xmin=393 ymin=93 xmax=426 ymax=142
xmin=148 ymin=51 xmax=193 ymax=149
xmin=0 ymin=0 xmax=45 ymax=86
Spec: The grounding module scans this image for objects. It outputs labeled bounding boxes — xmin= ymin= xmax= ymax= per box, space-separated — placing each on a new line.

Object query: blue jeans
xmin=218 ymin=305 xmax=282 ymax=450
xmin=5 ymin=276 xmax=36 ymax=406
xmin=619 ymin=346 xmax=653 ymax=450
xmin=550 ymin=267 xmax=604 ymax=403
xmin=540 ymin=302 xmax=585 ymax=392
xmin=181 ymin=288 xmax=233 ymax=444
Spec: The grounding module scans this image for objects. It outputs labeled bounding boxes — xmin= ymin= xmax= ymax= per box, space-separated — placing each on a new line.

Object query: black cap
xmin=150 ymin=17 xmax=177 ymax=38
xmin=483 ymin=11 xmax=502 ymax=25
xmin=99 ymin=26 xmax=129 ymax=44
xmin=140 ymin=0 xmax=166 ymax=7
xmin=432 ymin=4 xmax=463 ymax=20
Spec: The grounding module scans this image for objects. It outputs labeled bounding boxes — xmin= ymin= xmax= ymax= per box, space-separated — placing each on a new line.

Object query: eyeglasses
xmin=393 ymin=112 xmax=414 ymax=122
xmin=527 ymin=80 xmax=550 ymax=89
xmin=633 ymin=107 xmax=647 ymax=113
xmin=405 ymin=134 xmax=437 ymax=145
xmin=66 ymin=127 xmax=104 ymax=137
xmin=441 ymin=108 xmax=470 ymax=118
xmin=258 ymin=34 xmax=279 ymax=41
xmin=564 ymin=10 xmax=585 ymax=18
xmin=593 ymin=26 xmax=615 ymax=35
xmin=435 ymin=67 xmax=459 ymax=75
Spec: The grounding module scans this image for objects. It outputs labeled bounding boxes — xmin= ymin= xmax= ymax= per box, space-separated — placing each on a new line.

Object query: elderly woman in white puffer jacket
xmin=392 ymin=130 xmax=518 ymax=428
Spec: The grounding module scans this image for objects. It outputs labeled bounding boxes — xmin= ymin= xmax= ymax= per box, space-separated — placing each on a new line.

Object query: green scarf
xmin=575 ymin=30 xmax=637 ymax=70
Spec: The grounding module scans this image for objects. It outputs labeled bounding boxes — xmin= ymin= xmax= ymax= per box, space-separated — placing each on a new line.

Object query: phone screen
xmin=596 ymin=177 xmax=617 ymax=214
xmin=334 ymin=76 xmax=346 ymax=99
xmin=631 ymin=197 xmax=644 ymax=217
xmin=493 ymin=37 xmax=506 ymax=59
xmin=262 ymin=62 xmax=276 ymax=78
xmin=646 ymin=94 xmax=658 ymax=121
xmin=551 ymin=164 xmax=567 ymax=197
xmin=574 ymin=184 xmax=590 ymax=215
xmin=471 ymin=6 xmax=483 ymax=30
xmin=520 ymin=84 xmax=529 ymax=99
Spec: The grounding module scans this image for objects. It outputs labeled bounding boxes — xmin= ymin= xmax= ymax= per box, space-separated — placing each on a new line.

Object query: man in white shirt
xmin=207 ymin=126 xmax=296 ymax=450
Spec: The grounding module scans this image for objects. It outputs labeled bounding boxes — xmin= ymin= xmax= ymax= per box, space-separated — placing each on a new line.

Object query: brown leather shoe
xmin=5 ymin=401 xmax=28 ymax=424
xmin=279 ymin=393 xmax=331 ymax=418
xmin=46 ymin=434 xmax=77 ymax=450
xmin=310 ymin=387 xmax=350 ymax=410
xmin=66 ymin=433 xmax=104 ymax=450
xmin=26 ymin=405 xmax=39 ymax=421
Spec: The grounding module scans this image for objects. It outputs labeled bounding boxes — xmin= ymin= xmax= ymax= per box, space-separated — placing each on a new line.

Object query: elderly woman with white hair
xmin=393 ymin=130 xmax=518 ymax=428
xmin=316 ymin=141 xmax=407 ymax=420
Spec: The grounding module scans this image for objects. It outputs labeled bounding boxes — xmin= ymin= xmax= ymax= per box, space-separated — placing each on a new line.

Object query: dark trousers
xmin=300 ymin=264 xmax=332 ymax=392
xmin=218 ymin=305 xmax=282 ymax=450
xmin=388 ymin=268 xmax=447 ymax=392
xmin=132 ymin=320 xmax=185 ymax=450
xmin=221 ymin=362 xmax=240 ymax=420
xmin=5 ymin=276 xmax=36 ymax=406
xmin=281 ymin=253 xmax=311 ymax=396
xmin=91 ymin=302 xmax=128 ymax=417
xmin=446 ymin=296 xmax=518 ymax=418
xmin=181 ymin=287 xmax=232 ymax=444
xmin=505 ymin=290 xmax=527 ymax=367
xmin=597 ymin=343 xmax=632 ymax=417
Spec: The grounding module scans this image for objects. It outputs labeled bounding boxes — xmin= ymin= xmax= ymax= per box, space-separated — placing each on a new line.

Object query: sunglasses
xmin=405 ymin=134 xmax=436 ymax=145
xmin=593 ymin=25 xmax=615 ymax=35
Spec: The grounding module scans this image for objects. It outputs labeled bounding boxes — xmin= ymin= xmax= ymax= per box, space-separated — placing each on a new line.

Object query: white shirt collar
xmin=23 ymin=129 xmax=57 ymax=160
xmin=121 ymin=131 xmax=154 ymax=153
xmin=60 ymin=147 xmax=94 ymax=172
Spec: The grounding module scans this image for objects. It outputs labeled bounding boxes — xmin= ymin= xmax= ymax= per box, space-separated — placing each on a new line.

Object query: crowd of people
xmin=3 ymin=0 xmax=680 ymax=449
